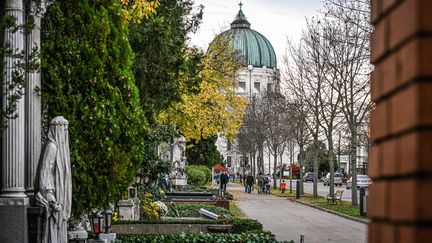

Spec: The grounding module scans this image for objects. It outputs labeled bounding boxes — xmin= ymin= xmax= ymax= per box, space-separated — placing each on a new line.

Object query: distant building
xmin=209 ymin=3 xmax=280 ymax=176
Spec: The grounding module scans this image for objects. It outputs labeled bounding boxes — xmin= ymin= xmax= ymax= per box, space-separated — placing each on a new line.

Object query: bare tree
xmin=286 ymin=99 xmax=311 ymax=194
xmin=301 ymin=18 xmax=346 ymax=201
xmin=285 ymin=19 xmax=329 ymax=198
xmin=237 ymin=96 xmax=267 ymax=177
xmin=321 ymin=0 xmax=373 ymax=205
xmin=261 ymin=92 xmax=292 ymax=189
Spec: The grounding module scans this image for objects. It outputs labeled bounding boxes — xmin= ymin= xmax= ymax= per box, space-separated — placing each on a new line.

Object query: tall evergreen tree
xmin=186 ymin=135 xmax=224 ymax=167
xmin=41 ymin=0 xmax=147 ymax=218
xmin=129 ymin=0 xmax=203 ymax=122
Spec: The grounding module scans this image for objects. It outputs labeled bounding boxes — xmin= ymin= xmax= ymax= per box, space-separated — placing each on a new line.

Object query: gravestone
xmin=118 ymin=187 xmax=139 ymax=221
xmin=169 ymin=134 xmax=187 ymax=188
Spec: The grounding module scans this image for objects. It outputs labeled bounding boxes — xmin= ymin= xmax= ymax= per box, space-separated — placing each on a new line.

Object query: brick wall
xmin=369 ymin=0 xmax=432 ymax=242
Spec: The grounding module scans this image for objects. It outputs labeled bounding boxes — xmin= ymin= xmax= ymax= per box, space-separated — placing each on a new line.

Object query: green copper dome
xmin=209 ymin=3 xmax=277 ymax=69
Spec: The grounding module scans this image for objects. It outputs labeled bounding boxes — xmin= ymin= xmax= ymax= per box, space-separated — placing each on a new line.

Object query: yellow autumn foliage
xmin=158 ymin=36 xmax=247 ymax=142
xmin=121 ymin=0 xmax=159 ymax=23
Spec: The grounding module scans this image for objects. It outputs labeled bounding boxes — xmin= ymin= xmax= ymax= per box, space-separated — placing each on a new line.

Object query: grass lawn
xmin=229 ymin=202 xmax=247 ymax=218
xmin=270 ymin=188 xmax=367 ymax=220
xmin=298 ymin=196 xmax=366 ymax=219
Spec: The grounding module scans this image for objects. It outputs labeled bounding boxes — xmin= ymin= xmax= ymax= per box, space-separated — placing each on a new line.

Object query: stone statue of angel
xmin=35 ymin=116 xmax=72 ymax=243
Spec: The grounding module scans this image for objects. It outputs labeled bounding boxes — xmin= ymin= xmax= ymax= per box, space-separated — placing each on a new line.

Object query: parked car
xmin=303 ymin=172 xmax=314 ymax=182
xmin=323 ymin=172 xmax=343 ymax=186
xmin=346 ymin=174 xmax=372 ymax=189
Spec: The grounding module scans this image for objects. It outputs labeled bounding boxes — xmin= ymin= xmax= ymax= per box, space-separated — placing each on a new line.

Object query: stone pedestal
xmin=0 ymin=198 xmax=29 ymax=243
xmin=68 ymin=229 xmax=88 ymax=243
xmin=99 ymin=233 xmax=116 ymax=243
xmin=171 ymin=178 xmax=187 ymax=187
xmin=28 ymin=207 xmax=44 ymax=243
xmin=118 ymin=199 xmax=139 ymax=221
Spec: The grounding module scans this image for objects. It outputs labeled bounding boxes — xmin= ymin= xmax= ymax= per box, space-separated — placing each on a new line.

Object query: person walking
xmin=219 ymin=171 xmax=229 ymax=196
xmin=245 ymin=173 xmax=254 ymax=193
xmin=257 ymin=172 xmax=264 ymax=194
xmin=265 ymin=173 xmax=271 ymax=194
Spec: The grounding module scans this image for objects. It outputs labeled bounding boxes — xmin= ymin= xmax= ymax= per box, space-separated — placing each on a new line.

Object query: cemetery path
xmin=228 ymin=183 xmax=367 ymax=243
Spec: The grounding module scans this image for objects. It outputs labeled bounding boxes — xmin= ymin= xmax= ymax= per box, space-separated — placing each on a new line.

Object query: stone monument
xmin=118 ymin=187 xmax=140 ymax=221
xmin=34 ymin=116 xmax=72 ymax=243
xmin=169 ymin=134 xmax=187 ymax=188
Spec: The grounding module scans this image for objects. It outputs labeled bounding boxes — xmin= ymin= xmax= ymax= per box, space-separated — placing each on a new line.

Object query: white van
xmin=323 ymin=172 xmax=343 ymax=186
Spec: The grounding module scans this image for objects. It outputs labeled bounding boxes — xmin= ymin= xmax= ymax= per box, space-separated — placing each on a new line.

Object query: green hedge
xmin=114 ymin=219 xmax=227 ymax=225
xmin=230 ymin=218 xmax=263 ymax=233
xmin=116 ymin=232 xmax=278 ymax=243
xmin=175 ymin=186 xmax=234 ymax=200
xmin=166 ymin=203 xmax=229 ymax=217
xmin=186 ymin=166 xmax=207 ymax=186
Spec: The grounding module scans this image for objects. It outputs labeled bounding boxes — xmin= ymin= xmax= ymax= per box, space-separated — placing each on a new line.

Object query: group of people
xmin=217 ymin=170 xmax=274 ymax=195
xmin=243 ymin=172 xmax=272 ymax=194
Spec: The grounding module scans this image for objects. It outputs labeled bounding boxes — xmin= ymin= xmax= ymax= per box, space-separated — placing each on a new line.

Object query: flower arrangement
xmin=140 ymin=193 xmax=160 ymax=220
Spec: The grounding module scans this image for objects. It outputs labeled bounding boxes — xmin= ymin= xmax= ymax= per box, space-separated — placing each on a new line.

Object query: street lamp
xmin=247 ymin=64 xmax=253 ymax=97
xmin=91 ymin=213 xmax=104 ymax=237
xmin=102 ymin=209 xmax=113 ymax=233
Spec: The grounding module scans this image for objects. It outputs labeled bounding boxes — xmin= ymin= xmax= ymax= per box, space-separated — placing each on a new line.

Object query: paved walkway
xmin=229 ymin=183 xmax=367 ymax=243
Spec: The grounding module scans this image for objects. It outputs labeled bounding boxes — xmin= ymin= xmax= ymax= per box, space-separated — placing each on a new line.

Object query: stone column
xmin=369 ymin=0 xmax=432 ymax=242
xmin=25 ymin=0 xmax=42 ymax=196
xmin=1 ymin=0 xmax=26 ymax=199
xmin=0 ymin=2 xmax=30 ymax=242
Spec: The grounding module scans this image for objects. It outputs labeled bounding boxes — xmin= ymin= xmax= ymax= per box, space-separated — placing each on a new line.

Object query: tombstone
xmin=169 ymin=134 xmax=187 ymax=188
xmin=118 ymin=187 xmax=140 ymax=221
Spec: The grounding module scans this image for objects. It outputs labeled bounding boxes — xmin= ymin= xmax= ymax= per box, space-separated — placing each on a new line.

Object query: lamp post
xmin=102 ymin=209 xmax=113 ymax=234
xmin=92 ymin=213 xmax=104 ymax=237
xmin=247 ymin=64 xmax=253 ymax=97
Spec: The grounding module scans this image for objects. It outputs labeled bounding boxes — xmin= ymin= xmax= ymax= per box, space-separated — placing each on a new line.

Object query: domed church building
xmin=210 ymin=3 xmax=280 ymax=97
xmin=211 ymin=3 xmax=280 ymax=176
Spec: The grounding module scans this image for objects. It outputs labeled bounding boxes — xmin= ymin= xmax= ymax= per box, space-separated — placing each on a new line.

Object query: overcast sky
xmin=189 ymin=0 xmax=324 ymax=67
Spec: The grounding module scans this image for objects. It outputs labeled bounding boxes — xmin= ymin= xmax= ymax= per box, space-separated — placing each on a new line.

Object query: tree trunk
xmin=351 ymin=131 xmax=358 ymax=206
xmin=273 ymin=147 xmax=278 ymax=189
xmin=313 ymin=142 xmax=319 ymax=198
xmin=280 ymin=151 xmax=283 ymax=190
xmin=250 ymin=152 xmax=256 ymax=178
xmin=258 ymin=142 xmax=264 ymax=175
xmin=289 ymin=140 xmax=293 ymax=193
xmin=268 ymin=150 xmax=271 ymax=174
xmin=299 ymin=144 xmax=304 ymax=195
xmin=328 ymin=138 xmax=335 ymax=202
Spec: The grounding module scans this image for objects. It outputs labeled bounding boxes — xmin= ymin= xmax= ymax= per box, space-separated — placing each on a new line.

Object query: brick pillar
xmin=369 ymin=0 xmax=432 ymax=242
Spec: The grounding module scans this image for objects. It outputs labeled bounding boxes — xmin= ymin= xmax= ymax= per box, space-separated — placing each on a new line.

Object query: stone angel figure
xmin=34 ymin=116 xmax=72 ymax=243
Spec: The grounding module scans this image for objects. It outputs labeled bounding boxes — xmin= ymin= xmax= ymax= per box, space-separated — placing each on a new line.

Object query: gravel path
xmin=229 ymin=183 xmax=367 ymax=243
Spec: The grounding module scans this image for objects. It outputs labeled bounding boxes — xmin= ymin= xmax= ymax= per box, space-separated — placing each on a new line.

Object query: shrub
xmin=140 ymin=193 xmax=159 ymax=220
xmin=113 ymin=218 xmax=227 ymax=225
xmin=42 ymin=0 xmax=147 ymax=218
xmin=186 ymin=166 xmax=207 ymax=186
xmin=230 ymin=218 xmax=263 ymax=233
xmin=116 ymin=232 xmax=278 ymax=243
xmin=166 ymin=203 xmax=229 ymax=217
xmin=175 ymin=186 xmax=234 ymax=200
xmin=193 ymin=165 xmax=212 ymax=183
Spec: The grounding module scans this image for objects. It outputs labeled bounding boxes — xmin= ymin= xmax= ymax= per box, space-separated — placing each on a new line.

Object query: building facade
xmin=209 ymin=4 xmax=280 ymax=176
